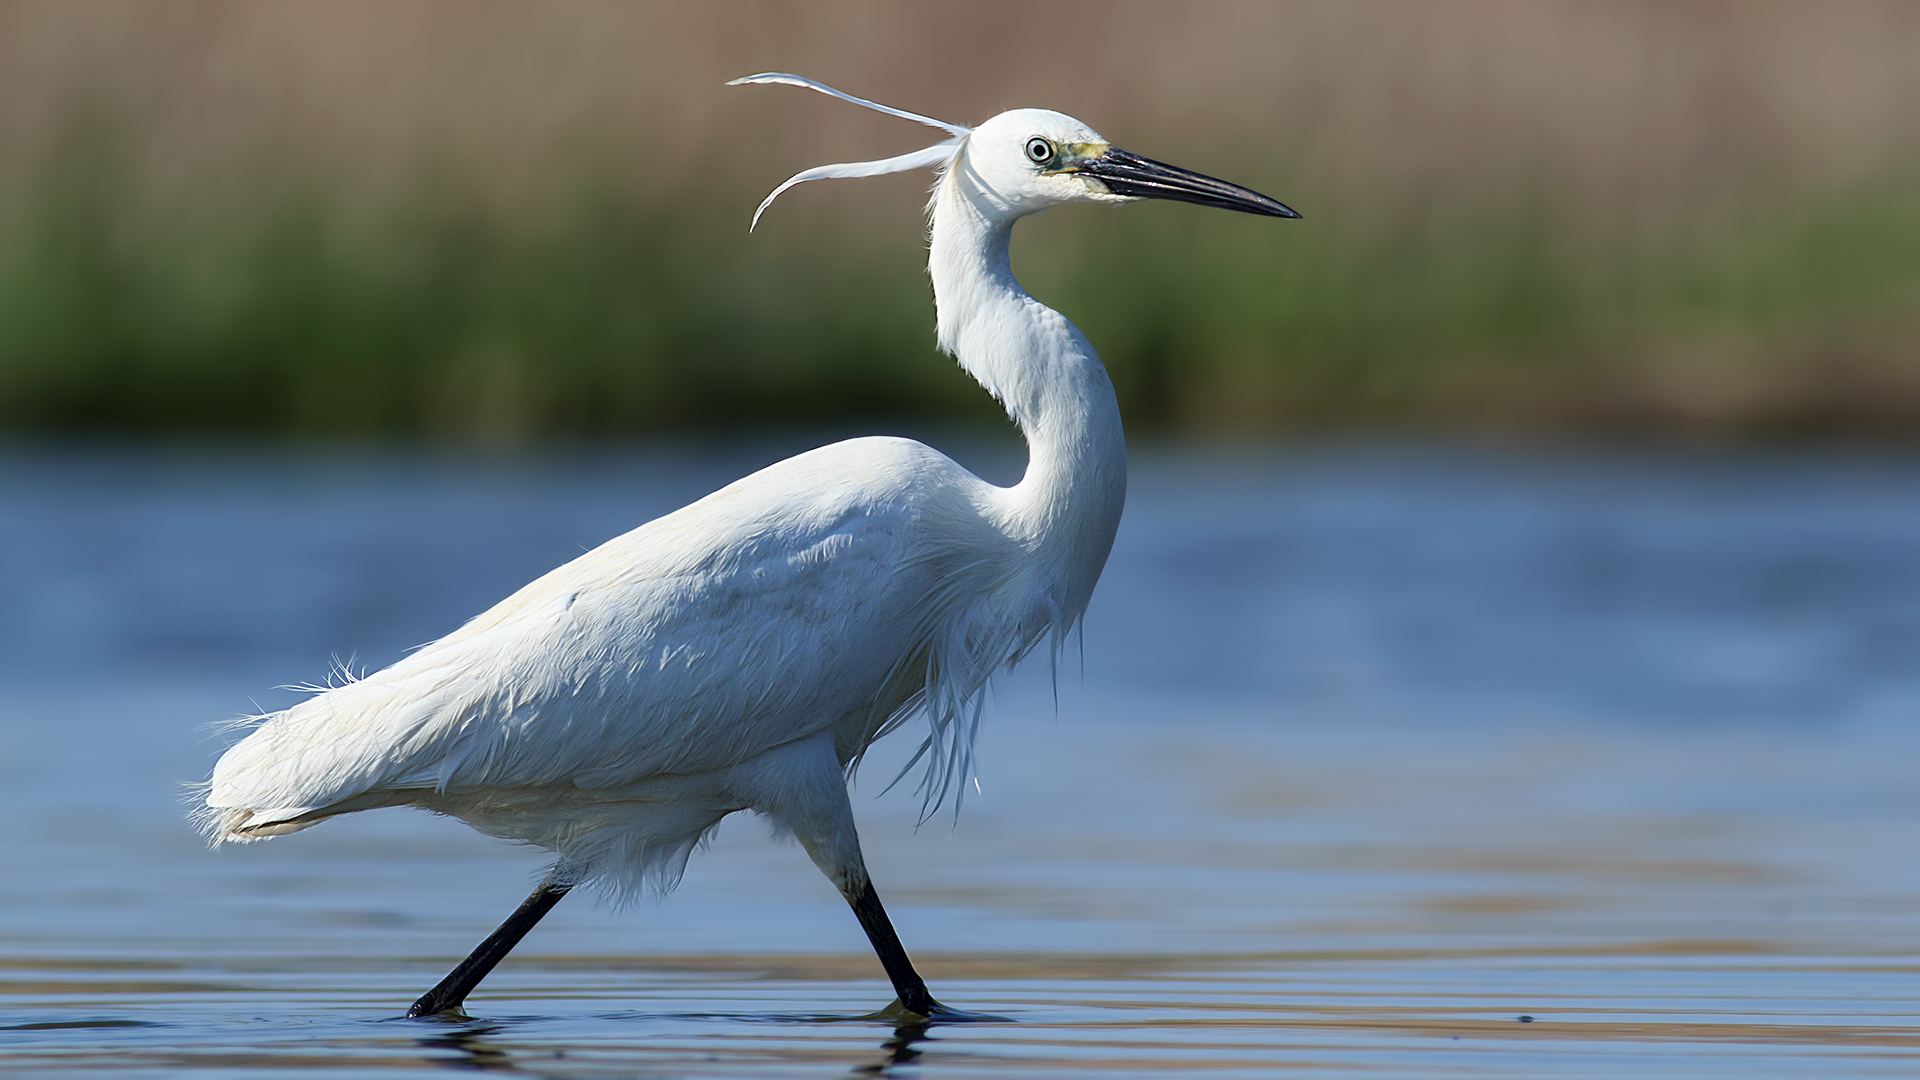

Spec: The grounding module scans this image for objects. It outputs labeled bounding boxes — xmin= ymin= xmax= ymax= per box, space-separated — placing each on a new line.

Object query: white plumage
xmin=207 ymin=436 xmax=1077 ymax=889
xmin=199 ymin=74 xmax=1295 ymax=1018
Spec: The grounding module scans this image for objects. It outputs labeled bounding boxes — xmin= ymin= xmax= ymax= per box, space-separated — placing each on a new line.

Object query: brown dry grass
xmin=1 ymin=1 xmax=1917 ymax=438
xmin=5 ymin=3 xmax=1914 ymax=206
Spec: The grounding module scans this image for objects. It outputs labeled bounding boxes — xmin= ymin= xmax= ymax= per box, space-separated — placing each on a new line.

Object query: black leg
xmin=407 ymin=881 xmax=571 ymax=1018
xmin=847 ymin=880 xmax=939 ymax=1016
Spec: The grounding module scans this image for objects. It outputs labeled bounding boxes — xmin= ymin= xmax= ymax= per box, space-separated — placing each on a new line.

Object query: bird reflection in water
xmin=417 ymin=1024 xmax=518 ymax=1073
xmin=849 ymin=1016 xmax=931 ymax=1077
xmin=413 ymin=1016 xmax=940 ymax=1077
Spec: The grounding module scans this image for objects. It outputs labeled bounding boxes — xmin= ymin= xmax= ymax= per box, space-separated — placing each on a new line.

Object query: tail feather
xmin=214 ymin=805 xmax=326 ymax=842
xmin=200 ymin=656 xmax=472 ymax=845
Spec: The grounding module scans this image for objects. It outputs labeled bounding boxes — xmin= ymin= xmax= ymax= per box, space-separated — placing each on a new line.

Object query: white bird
xmin=198 ymin=73 xmax=1298 ymax=1020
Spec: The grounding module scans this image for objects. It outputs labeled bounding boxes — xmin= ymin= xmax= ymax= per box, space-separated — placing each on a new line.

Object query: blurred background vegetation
xmin=0 ymin=0 xmax=1916 ymax=443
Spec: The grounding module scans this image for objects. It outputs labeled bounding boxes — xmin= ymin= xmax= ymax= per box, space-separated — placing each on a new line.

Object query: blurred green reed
xmin=1033 ymin=178 xmax=1920 ymax=437
xmin=4 ymin=144 xmax=1914 ymax=441
xmin=0 ymin=2 xmax=1916 ymax=441
xmin=0 ymin=151 xmax=985 ymax=440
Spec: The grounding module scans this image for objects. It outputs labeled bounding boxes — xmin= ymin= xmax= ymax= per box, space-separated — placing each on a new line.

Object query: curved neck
xmin=927 ymin=155 xmax=1127 ymax=618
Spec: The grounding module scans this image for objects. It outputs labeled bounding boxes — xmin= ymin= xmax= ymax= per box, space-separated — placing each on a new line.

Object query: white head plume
xmin=728 ymin=73 xmax=971 ymax=230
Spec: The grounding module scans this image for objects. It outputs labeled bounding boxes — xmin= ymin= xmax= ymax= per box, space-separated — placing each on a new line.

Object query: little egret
xmin=198 ymin=73 xmax=1297 ymax=1020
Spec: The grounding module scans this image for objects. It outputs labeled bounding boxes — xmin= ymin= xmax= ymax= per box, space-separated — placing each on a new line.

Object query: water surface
xmin=5 ymin=443 xmax=1920 ymax=1076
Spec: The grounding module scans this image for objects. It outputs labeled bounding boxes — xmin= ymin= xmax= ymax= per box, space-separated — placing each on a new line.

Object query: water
xmin=6 ymin=441 xmax=1920 ymax=1076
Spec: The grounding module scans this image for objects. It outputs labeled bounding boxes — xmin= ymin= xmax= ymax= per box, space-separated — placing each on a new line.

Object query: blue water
xmin=6 ymin=441 xmax=1920 ymax=1076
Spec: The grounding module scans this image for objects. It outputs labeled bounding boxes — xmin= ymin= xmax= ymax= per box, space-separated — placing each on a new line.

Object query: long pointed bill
xmin=1076 ymin=148 xmax=1301 ymax=218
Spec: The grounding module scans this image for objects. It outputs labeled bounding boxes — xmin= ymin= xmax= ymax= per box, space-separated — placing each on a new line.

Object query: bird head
xmin=959 ymin=108 xmax=1299 ymax=219
xmin=730 ymin=74 xmax=1298 ymax=227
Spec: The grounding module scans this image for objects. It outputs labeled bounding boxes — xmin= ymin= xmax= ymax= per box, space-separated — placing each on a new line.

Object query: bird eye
xmin=1025 ymin=137 xmax=1055 ymax=165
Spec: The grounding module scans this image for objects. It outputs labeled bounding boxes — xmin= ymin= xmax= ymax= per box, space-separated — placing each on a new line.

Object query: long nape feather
xmin=726 ymin=73 xmax=969 ymax=136
xmin=729 ymin=73 xmax=970 ymax=230
xmin=746 ymin=140 xmax=962 ymax=230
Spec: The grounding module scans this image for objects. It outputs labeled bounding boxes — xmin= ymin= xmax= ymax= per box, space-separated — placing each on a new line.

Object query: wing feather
xmin=206 ymin=439 xmax=989 ymax=830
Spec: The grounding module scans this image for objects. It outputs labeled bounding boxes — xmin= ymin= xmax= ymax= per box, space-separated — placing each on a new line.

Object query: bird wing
xmin=206 ymin=439 xmax=994 ymax=828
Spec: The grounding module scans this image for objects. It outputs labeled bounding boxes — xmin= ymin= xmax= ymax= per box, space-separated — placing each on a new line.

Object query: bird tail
xmin=194 ymin=781 xmax=409 ymax=844
xmin=194 ymin=705 xmax=415 ymax=845
xmin=185 ymin=764 xmax=323 ymax=843
xmin=210 ymin=806 xmax=327 ymax=842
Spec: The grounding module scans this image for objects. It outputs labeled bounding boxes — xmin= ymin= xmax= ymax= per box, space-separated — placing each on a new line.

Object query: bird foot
xmin=873 ymin=998 xmax=1009 ymax=1025
xmin=405 ymin=1000 xmax=473 ymax=1021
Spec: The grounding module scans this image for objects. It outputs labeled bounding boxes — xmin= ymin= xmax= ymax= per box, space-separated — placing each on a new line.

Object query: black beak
xmin=1076 ymin=147 xmax=1300 ymax=219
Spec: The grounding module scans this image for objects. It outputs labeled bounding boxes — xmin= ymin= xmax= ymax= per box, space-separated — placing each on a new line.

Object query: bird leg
xmin=407 ymin=881 xmax=571 ymax=1018
xmin=846 ymin=879 xmax=940 ymax=1017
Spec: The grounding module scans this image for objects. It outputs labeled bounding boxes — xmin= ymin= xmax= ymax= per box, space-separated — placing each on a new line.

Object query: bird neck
xmin=927 ymin=158 xmax=1127 ymax=619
